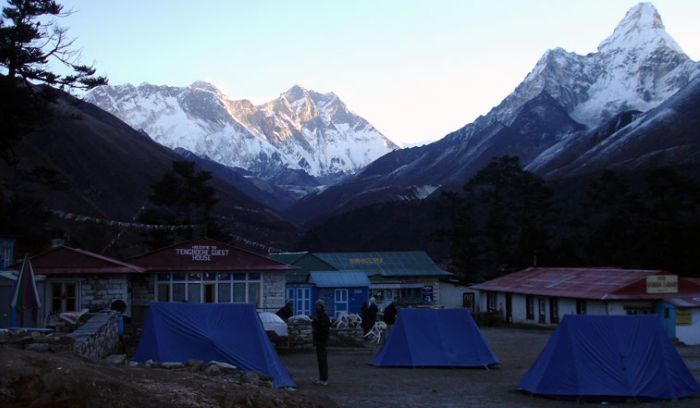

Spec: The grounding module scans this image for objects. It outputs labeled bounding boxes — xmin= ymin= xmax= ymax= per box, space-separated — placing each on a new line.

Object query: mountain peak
xmin=189 ymin=80 xmax=223 ymax=95
xmin=598 ymin=2 xmax=683 ymax=55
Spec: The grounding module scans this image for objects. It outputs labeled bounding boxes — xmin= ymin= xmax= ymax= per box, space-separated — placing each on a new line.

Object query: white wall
xmin=676 ymin=308 xmax=700 ymax=346
xmin=439 ymin=282 xmax=479 ymax=310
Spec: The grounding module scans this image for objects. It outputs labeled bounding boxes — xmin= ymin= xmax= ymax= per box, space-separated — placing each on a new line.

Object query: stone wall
xmin=287 ymin=319 xmax=364 ymax=349
xmin=69 ymin=311 xmax=120 ymax=360
xmin=262 ymin=272 xmax=285 ymax=311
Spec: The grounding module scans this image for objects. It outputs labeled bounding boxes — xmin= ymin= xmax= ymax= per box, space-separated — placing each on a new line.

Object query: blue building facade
xmin=309 ymin=271 xmax=370 ymax=318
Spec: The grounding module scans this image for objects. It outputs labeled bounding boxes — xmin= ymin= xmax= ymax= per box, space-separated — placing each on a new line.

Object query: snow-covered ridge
xmin=481 ymin=2 xmax=698 ymax=132
xmin=84 ymin=82 xmax=398 ymax=178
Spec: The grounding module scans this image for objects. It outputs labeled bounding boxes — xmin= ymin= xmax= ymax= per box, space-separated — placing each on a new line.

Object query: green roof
xmin=313 ymin=251 xmax=451 ymax=278
xmin=268 ymin=252 xmax=338 ymax=284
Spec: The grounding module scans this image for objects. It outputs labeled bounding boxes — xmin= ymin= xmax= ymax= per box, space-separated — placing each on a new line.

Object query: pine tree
xmin=0 ymin=0 xmax=107 ymax=163
xmin=139 ymin=160 xmax=224 ymax=249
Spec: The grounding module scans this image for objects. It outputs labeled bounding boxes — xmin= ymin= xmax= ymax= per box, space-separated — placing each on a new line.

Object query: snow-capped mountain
xmin=83 ymin=82 xmax=398 ymax=179
xmin=286 ymin=2 xmax=700 ymax=223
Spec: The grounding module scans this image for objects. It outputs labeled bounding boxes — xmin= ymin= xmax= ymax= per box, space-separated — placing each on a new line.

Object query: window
xmin=526 ymin=296 xmax=534 ymax=320
xmin=247 ymin=282 xmax=261 ymax=307
xmin=50 ymin=281 xmax=78 ymax=313
xmin=576 ymin=300 xmax=587 ymax=315
xmin=335 ymin=289 xmax=349 ymax=318
xmin=487 ymin=292 xmax=498 ymax=312
xmin=154 ymin=272 xmax=263 ymax=306
xmin=538 ymin=297 xmax=546 ymax=324
xmin=550 ymin=297 xmax=559 ymax=324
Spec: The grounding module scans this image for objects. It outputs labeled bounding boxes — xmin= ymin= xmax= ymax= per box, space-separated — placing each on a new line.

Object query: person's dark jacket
xmin=383 ymin=303 xmax=397 ymax=325
xmin=312 ymin=309 xmax=331 ymax=346
xmin=367 ymin=303 xmax=378 ymax=329
xmin=276 ymin=303 xmax=293 ymax=321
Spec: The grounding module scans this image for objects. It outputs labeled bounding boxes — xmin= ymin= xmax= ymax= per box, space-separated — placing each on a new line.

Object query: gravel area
xmin=282 ymin=327 xmax=700 ymax=408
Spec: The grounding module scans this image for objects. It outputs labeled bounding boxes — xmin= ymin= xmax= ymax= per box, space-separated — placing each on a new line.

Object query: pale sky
xmin=40 ymin=1 xmax=700 ymax=146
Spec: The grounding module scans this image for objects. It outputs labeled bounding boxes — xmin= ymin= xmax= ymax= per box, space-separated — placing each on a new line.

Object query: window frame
xmin=154 ymin=271 xmax=263 ymax=307
xmin=49 ymin=280 xmax=80 ymax=313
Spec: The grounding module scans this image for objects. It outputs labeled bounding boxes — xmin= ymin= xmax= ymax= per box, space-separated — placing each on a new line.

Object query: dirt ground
xmin=282 ymin=327 xmax=700 ymax=408
xmin=0 ymin=348 xmax=335 ymax=408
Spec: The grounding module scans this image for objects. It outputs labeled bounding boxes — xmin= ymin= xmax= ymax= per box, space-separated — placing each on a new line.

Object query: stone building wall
xmin=262 ymin=272 xmax=285 ymax=312
xmin=80 ymin=275 xmax=130 ymax=312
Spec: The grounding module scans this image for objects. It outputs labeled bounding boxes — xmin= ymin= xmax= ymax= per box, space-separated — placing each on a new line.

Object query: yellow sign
xmin=676 ymin=309 xmax=692 ymax=325
xmin=349 ymin=257 xmax=383 ymax=265
xmin=646 ymin=275 xmax=678 ymax=294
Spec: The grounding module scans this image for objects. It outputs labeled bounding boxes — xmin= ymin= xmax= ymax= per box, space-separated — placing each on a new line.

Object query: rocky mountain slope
xmin=286 ymin=2 xmax=700 ymax=224
xmin=83 ymin=82 xmax=398 ymax=182
xmin=2 ymin=89 xmax=298 ymax=250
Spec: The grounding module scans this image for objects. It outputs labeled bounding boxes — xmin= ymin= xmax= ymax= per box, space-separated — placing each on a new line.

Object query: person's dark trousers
xmin=316 ymin=342 xmax=328 ymax=381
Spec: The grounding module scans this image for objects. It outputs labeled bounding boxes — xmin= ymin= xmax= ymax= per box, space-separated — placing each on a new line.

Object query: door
xmin=204 ymin=284 xmax=216 ymax=303
xmin=334 ymin=289 xmax=348 ymax=318
xmin=295 ymin=287 xmax=311 ymax=315
xmin=505 ymin=293 xmax=512 ymax=323
xmin=549 ymin=297 xmax=559 ymax=324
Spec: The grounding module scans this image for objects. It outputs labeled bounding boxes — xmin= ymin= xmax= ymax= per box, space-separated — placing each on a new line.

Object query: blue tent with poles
xmin=371 ymin=308 xmax=499 ymax=367
xmin=133 ymin=302 xmax=295 ymax=388
xmin=519 ymin=315 xmax=699 ymax=399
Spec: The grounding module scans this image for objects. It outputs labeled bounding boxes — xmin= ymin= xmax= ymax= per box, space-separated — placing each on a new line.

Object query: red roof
xmin=471 ymin=267 xmax=664 ymax=300
xmin=28 ymin=246 xmax=145 ymax=275
xmin=607 ymin=277 xmax=700 ymax=300
xmin=128 ymin=238 xmax=295 ymax=272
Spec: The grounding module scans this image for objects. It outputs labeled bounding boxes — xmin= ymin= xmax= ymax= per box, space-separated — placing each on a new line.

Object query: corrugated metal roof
xmin=471 ymin=267 xmax=663 ymax=300
xmin=268 ymin=252 xmax=308 ymax=265
xmin=309 ymin=270 xmax=371 ymax=288
xmin=314 ymin=251 xmax=451 ymax=278
xmin=665 ymin=296 xmax=700 ymax=308
xmin=27 ymin=246 xmax=145 ymax=275
xmin=269 ymin=252 xmax=338 ymax=284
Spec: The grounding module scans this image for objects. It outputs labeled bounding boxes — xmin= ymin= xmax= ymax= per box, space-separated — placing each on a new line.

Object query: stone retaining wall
xmin=69 ymin=311 xmax=120 ymax=360
xmin=287 ymin=319 xmax=364 ymax=349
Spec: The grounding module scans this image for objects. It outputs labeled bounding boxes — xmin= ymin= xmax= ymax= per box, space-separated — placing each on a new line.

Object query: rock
xmin=105 ymin=354 xmax=126 ymax=365
xmin=186 ymin=359 xmax=204 ymax=372
xmin=204 ymin=365 xmax=222 ymax=376
xmin=160 ymin=362 xmax=184 ymax=369
xmin=209 ymin=360 xmax=237 ymax=373
xmin=144 ymin=359 xmax=155 ymax=367
xmin=55 ymin=336 xmax=75 ymax=344
xmin=241 ymin=371 xmax=259 ymax=385
xmin=128 ymin=361 xmax=139 ymax=368
xmin=25 ymin=343 xmax=50 ymax=352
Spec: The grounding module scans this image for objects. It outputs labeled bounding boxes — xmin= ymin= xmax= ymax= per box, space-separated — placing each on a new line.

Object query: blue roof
xmin=309 ymin=270 xmax=370 ymax=288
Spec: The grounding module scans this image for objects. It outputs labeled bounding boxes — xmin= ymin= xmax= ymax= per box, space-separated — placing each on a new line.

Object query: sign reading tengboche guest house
xmin=127 ymin=239 xmax=295 ymax=321
xmin=175 ymin=245 xmax=230 ymax=262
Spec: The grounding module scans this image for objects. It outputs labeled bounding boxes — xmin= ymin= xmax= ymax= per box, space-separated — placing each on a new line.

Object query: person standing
xmin=312 ymin=299 xmax=330 ymax=386
xmin=360 ymin=302 xmax=370 ymax=334
xmin=367 ymin=297 xmax=379 ymax=332
xmin=382 ymin=301 xmax=398 ymax=343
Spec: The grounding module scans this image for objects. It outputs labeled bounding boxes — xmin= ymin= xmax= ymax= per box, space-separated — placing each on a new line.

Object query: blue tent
xmin=133 ymin=302 xmax=295 ymax=388
xmin=371 ymin=308 xmax=499 ymax=367
xmin=519 ymin=315 xmax=699 ymax=399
